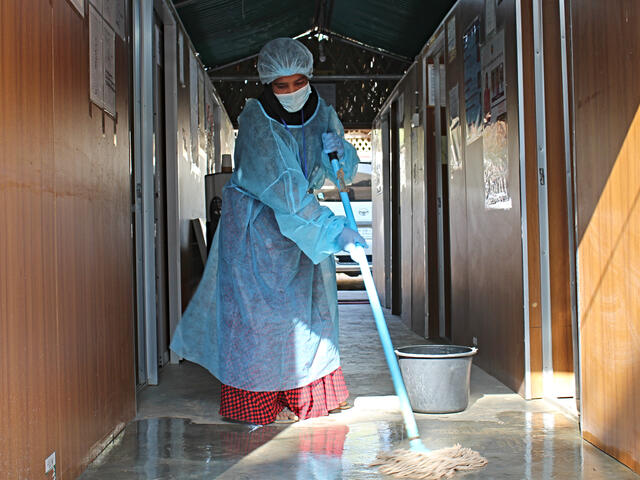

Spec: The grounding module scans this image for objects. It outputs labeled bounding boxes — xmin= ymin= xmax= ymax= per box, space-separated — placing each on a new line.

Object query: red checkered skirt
xmin=219 ymin=367 xmax=349 ymax=425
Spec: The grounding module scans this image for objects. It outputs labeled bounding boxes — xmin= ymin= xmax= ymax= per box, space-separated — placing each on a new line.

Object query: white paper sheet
xmin=103 ymin=24 xmax=116 ymax=116
xmin=68 ymin=0 xmax=85 ymax=16
xmin=89 ymin=6 xmax=104 ymax=108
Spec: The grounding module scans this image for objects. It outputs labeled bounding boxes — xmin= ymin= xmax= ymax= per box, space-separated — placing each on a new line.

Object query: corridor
xmin=80 ymin=293 xmax=639 ymax=479
xmin=3 ymin=1 xmax=640 ymax=477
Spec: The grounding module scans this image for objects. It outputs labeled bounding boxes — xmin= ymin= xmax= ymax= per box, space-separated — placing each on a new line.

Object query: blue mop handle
xmin=329 ymin=153 xmax=427 ymax=451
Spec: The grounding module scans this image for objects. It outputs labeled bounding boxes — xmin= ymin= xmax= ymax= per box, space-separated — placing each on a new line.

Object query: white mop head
xmin=371 ymin=444 xmax=487 ymax=479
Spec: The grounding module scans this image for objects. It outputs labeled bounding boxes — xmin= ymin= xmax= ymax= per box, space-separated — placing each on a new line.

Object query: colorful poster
xmin=463 ymin=18 xmax=482 ymax=144
xmin=447 ymin=16 xmax=456 ymax=62
xmin=481 ymin=29 xmax=506 ymax=126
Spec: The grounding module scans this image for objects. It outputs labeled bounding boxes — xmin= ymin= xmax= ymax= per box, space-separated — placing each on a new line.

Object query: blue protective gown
xmin=170 ymin=93 xmax=359 ymax=392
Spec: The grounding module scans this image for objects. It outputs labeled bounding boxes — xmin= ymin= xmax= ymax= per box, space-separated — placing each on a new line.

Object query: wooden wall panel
xmin=372 ymin=114 xmax=391 ymax=308
xmin=1 ymin=1 xmax=135 ymax=478
xmin=519 ymin=0 xmax=544 ymax=398
xmin=449 ymin=0 xmax=525 ymax=393
xmin=411 ymin=65 xmax=427 ymax=337
xmin=542 ymin=0 xmax=574 ymax=397
xmin=400 ymin=73 xmax=415 ymax=328
xmin=375 ymin=0 xmax=526 ymax=393
xmin=446 ymin=10 xmax=471 ymax=348
xmin=52 ymin=1 xmax=135 ymax=477
xmin=571 ymin=0 xmax=640 ymax=473
xmin=0 ymin=1 xmax=58 ymax=477
xmin=371 ymin=119 xmax=386 ymax=304
xmin=425 ymin=85 xmax=439 ymax=339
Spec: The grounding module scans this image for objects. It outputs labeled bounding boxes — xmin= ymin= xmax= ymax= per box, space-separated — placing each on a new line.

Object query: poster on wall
xmin=448 ymin=84 xmax=463 ymax=171
xmin=103 ymin=23 xmax=116 ymax=116
xmin=481 ymin=29 xmax=510 ymax=209
xmin=189 ymin=51 xmax=200 ymax=174
xmin=103 ymin=0 xmax=125 ymax=39
xmin=178 ymin=31 xmax=185 ymax=86
xmin=89 ymin=6 xmax=104 ymax=108
xmin=447 ymin=16 xmax=456 ymax=62
xmin=89 ymin=3 xmax=119 ymax=116
xmin=427 ymin=64 xmax=437 ymax=107
xmin=463 ymin=18 xmax=482 ymax=145
xmin=373 ymin=129 xmax=383 ymax=196
xmin=485 ymin=0 xmax=496 ymax=37
xmin=68 ymin=0 xmax=85 ymax=16
xmin=198 ymin=69 xmax=205 ymax=128
xmin=205 ymin=84 xmax=216 ymax=173
xmin=481 ymin=29 xmax=506 ymax=126
xmin=89 ymin=0 xmax=102 ymax=11
xmin=483 ymin=119 xmax=511 ymax=209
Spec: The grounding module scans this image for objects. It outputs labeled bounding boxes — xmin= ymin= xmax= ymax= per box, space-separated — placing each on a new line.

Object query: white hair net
xmin=257 ymin=37 xmax=314 ymax=84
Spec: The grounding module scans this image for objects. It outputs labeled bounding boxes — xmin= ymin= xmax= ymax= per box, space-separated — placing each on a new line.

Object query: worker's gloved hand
xmin=336 ymin=227 xmax=368 ymax=251
xmin=322 ymin=132 xmax=345 ymax=159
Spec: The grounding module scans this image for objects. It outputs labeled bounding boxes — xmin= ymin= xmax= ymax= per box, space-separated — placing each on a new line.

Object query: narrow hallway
xmin=80 ymin=295 xmax=638 ymax=479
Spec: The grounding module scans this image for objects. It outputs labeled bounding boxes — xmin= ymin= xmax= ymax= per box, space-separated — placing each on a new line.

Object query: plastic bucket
xmin=395 ymin=345 xmax=478 ymax=414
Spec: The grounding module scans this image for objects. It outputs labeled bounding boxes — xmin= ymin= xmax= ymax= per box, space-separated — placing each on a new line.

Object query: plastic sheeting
xmin=170 ymin=96 xmax=360 ymax=391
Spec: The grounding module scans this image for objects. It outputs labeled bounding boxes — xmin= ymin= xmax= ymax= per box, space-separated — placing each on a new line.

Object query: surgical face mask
xmin=274 ymin=83 xmax=311 ymax=113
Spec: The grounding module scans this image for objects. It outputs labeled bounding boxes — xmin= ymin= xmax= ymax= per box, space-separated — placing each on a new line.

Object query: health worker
xmin=170 ymin=37 xmax=366 ymax=424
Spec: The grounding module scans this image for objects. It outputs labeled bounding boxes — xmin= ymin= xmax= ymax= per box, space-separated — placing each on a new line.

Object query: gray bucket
xmin=395 ymin=345 xmax=478 ymax=414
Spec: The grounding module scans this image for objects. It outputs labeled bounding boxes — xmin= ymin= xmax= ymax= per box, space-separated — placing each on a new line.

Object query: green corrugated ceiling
xmin=173 ymin=0 xmax=456 ymax=68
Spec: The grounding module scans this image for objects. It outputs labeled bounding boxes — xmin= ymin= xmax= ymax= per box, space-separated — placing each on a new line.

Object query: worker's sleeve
xmin=233 ymin=107 xmax=346 ymax=264
xmin=320 ymin=107 xmax=360 ymax=185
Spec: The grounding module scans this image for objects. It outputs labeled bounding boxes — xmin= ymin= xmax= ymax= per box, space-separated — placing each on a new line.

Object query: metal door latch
xmin=539 ymin=168 xmax=546 ymax=186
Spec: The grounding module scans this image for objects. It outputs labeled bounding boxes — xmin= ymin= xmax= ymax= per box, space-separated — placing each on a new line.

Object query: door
xmin=390 ymin=98 xmax=402 ymax=315
xmin=153 ymin=14 xmax=170 ymax=368
xmin=434 ymin=52 xmax=452 ymax=340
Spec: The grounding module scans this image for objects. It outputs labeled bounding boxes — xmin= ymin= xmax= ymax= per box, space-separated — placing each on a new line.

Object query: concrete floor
xmin=80 ymin=292 xmax=639 ymax=479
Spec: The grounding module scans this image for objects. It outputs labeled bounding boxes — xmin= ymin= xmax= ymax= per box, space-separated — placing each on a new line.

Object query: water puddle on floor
xmin=80 ymin=413 xmax=639 ymax=479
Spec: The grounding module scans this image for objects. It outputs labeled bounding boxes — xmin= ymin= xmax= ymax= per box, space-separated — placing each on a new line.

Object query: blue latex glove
xmin=322 ymin=132 xmax=345 ymax=159
xmin=336 ymin=227 xmax=368 ymax=251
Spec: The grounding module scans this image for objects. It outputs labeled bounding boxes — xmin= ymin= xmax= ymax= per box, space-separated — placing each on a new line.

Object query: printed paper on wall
xmin=481 ymin=29 xmax=506 ymax=126
xmin=463 ymin=18 xmax=482 ymax=144
xmin=68 ymin=0 xmax=85 ymax=16
xmin=103 ymin=23 xmax=116 ymax=116
xmin=89 ymin=6 xmax=104 ymax=108
xmin=447 ymin=16 xmax=456 ymax=62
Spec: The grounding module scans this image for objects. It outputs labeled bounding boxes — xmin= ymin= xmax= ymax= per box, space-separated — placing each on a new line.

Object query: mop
xmin=328 ymin=152 xmax=487 ymax=479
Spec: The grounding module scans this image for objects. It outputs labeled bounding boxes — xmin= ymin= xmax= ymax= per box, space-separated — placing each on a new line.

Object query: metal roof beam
xmin=328 ymin=31 xmax=412 ymax=64
xmin=208 ymin=74 xmax=403 ymax=82
xmin=173 ymin=0 xmax=200 ymax=9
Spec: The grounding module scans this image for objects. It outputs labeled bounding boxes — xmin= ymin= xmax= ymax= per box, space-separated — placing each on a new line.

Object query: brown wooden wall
xmin=541 ymin=0 xmax=575 ymax=398
xmin=519 ymin=0 xmax=544 ymax=398
xmin=399 ymin=72 xmax=415 ymax=329
xmin=373 ymin=0 xmax=526 ymax=394
xmin=570 ymin=0 xmax=640 ymax=473
xmin=0 ymin=1 xmax=135 ymax=478
xmin=409 ymin=66 xmax=428 ymax=337
xmin=445 ymin=0 xmax=525 ymax=393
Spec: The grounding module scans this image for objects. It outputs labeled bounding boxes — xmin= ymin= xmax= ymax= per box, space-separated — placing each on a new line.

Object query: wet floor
xmin=80 ymin=293 xmax=639 ymax=479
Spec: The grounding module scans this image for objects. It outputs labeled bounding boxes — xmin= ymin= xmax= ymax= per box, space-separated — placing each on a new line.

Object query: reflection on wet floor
xmin=80 ymin=410 xmax=639 ymax=479
xmin=80 ymin=303 xmax=639 ymax=479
